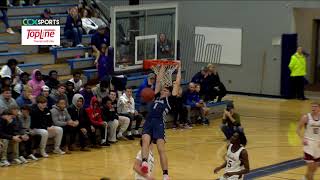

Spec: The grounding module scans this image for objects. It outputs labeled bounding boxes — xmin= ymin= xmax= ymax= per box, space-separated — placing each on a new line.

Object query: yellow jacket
xmin=288 ymin=52 xmax=306 ymax=77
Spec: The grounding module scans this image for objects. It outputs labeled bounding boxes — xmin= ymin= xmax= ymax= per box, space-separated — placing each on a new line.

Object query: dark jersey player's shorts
xmin=142 ymin=117 xmax=165 ymax=142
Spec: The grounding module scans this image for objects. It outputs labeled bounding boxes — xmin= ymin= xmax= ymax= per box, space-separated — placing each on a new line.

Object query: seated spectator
xmin=157 ymin=33 xmax=173 ymax=59
xmin=94 ymin=44 xmax=114 ymax=81
xmin=206 ymin=64 xmax=226 ymax=102
xmin=92 ymin=78 xmax=110 ymax=103
xmin=221 ymin=103 xmax=243 ymax=140
xmin=0 ymin=59 xmax=23 ymax=79
xmin=68 ymin=94 xmax=99 ymax=151
xmin=107 ymin=90 xmax=130 ymax=140
xmin=51 ymin=98 xmax=78 ymax=154
xmin=90 ymin=11 xmax=108 ymax=29
xmin=40 ymin=85 xmax=54 ymax=109
xmin=118 ymin=86 xmax=143 ymax=140
xmin=101 ymin=96 xmax=119 ymax=143
xmin=0 ymin=110 xmax=29 ymax=166
xmin=1 ymin=75 xmax=11 ymax=89
xmin=91 ymin=26 xmax=110 ymax=55
xmin=17 ymin=105 xmax=40 ymax=161
xmin=45 ymin=70 xmax=60 ymax=90
xmin=86 ymin=96 xmax=109 ymax=146
xmin=40 ymin=8 xmax=52 ymax=19
xmin=170 ymin=80 xmax=188 ymax=129
xmin=50 ymin=84 xmax=69 ymax=106
xmin=135 ymin=73 xmax=156 ymax=118
xmin=13 ymin=72 xmax=30 ymax=99
xmin=191 ymin=66 xmax=209 ymax=85
xmin=0 ymin=1 xmax=15 ymax=34
xmin=68 ymin=72 xmax=82 ymax=92
xmin=65 ymin=81 xmax=75 ymax=105
xmin=30 ymin=96 xmax=65 ymax=158
xmin=16 ymin=85 xmax=34 ymax=107
xmin=80 ymin=83 xmax=94 ymax=109
xmin=64 ymin=7 xmax=84 ymax=47
xmin=28 ymin=69 xmax=45 ymax=97
xmin=182 ymin=82 xmax=209 ymax=125
xmin=81 ymin=8 xmax=98 ymax=34
xmin=0 ymin=87 xmax=18 ymax=114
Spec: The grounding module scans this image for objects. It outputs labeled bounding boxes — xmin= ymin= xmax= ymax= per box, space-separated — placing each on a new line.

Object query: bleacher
xmin=0 ymin=0 xmax=230 ymax=126
xmin=0 ymin=0 xmax=92 ymax=84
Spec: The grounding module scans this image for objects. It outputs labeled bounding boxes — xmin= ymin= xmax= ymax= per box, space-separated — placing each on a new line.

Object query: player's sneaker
xmin=19 ymin=156 xmax=29 ymax=164
xmin=141 ymin=161 xmax=149 ymax=174
xmin=28 ymin=154 xmax=38 ymax=161
xmin=163 ymin=174 xmax=170 ymax=180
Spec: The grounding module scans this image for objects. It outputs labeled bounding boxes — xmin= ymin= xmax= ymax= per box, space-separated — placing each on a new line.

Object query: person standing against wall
xmin=289 ymin=47 xmax=307 ymax=100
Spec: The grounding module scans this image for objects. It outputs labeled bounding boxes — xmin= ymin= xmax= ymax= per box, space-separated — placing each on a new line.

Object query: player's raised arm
xmin=155 ymin=65 xmax=165 ymax=94
xmin=172 ymin=61 xmax=181 ymax=96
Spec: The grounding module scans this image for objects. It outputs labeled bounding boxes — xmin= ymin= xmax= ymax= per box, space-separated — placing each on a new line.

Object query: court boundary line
xmin=244 ymin=158 xmax=305 ymax=179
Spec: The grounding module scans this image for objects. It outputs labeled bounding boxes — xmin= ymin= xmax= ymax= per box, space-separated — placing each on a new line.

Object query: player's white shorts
xmin=304 ymin=139 xmax=320 ymax=161
xmin=219 ymin=175 xmax=244 ymax=180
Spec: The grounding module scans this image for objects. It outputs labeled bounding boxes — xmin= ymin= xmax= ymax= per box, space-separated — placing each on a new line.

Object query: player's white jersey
xmin=304 ymin=113 xmax=320 ymax=141
xmin=220 ymin=144 xmax=245 ymax=180
xmin=304 ymin=113 xmax=320 ymax=158
xmin=135 ymin=150 xmax=154 ymax=180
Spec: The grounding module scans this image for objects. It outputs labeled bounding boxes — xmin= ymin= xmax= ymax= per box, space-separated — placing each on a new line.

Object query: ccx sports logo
xmin=22 ymin=19 xmax=60 ymax=26
xmin=21 ymin=18 xmax=60 ymax=45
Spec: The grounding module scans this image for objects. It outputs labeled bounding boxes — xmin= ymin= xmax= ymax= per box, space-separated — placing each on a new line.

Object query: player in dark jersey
xmin=140 ymin=61 xmax=181 ymax=180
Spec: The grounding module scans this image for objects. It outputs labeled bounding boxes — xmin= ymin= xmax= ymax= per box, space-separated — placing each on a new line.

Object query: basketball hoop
xmin=143 ymin=60 xmax=178 ymax=87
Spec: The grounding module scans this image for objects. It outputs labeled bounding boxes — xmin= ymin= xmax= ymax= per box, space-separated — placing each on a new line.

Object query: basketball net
xmin=151 ymin=64 xmax=177 ymax=87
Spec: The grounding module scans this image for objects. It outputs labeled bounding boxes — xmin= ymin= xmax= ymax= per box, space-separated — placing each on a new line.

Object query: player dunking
xmin=296 ymin=102 xmax=320 ymax=180
xmin=140 ymin=61 xmax=181 ymax=180
xmin=214 ymin=132 xmax=250 ymax=180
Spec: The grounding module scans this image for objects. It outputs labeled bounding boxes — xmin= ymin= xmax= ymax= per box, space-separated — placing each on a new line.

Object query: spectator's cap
xmin=1 ymin=110 xmax=12 ymax=116
xmin=41 ymin=85 xmax=50 ymax=91
xmin=44 ymin=8 xmax=51 ymax=14
xmin=226 ymin=103 xmax=234 ymax=110
xmin=1 ymin=75 xmax=11 ymax=79
xmin=147 ymin=73 xmax=156 ymax=79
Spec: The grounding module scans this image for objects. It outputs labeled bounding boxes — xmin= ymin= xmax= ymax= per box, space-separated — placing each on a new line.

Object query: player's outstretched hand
xmin=213 ymin=167 xmax=221 ymax=174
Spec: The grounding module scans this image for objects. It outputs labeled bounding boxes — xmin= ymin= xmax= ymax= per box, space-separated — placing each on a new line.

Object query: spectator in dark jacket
xmin=68 ymin=94 xmax=98 ymax=150
xmin=183 ymin=82 xmax=209 ymax=125
xmin=80 ymin=83 xmax=94 ymax=109
xmin=45 ymin=70 xmax=60 ymax=90
xmin=64 ymin=7 xmax=84 ymax=47
xmin=40 ymin=85 xmax=55 ymax=109
xmin=91 ymin=26 xmax=110 ymax=54
xmin=101 ymin=96 xmax=119 ymax=143
xmin=30 ymin=96 xmax=65 ymax=158
xmin=191 ymin=67 xmax=209 ymax=85
xmin=206 ymin=64 xmax=226 ymax=102
xmin=65 ymin=81 xmax=75 ymax=105
xmin=0 ymin=110 xmax=29 ymax=166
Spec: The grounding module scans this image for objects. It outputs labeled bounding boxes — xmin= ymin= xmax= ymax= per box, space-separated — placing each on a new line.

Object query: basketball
xmin=141 ymin=88 xmax=155 ymax=102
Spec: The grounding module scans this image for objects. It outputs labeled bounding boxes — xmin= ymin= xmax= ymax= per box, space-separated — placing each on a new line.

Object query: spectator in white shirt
xmin=0 ymin=59 xmax=23 ymax=87
xmin=81 ymin=8 xmax=98 ymax=34
xmin=68 ymin=72 xmax=82 ymax=93
xmin=117 ymin=86 xmax=143 ymax=140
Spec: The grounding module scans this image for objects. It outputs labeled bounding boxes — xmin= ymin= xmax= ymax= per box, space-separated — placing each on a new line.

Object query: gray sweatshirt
xmin=0 ymin=95 xmax=18 ymax=114
xmin=50 ymin=105 xmax=72 ymax=127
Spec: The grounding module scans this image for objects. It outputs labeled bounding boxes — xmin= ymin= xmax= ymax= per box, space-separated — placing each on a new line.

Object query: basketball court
xmin=0 ymin=95 xmax=317 ymax=180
